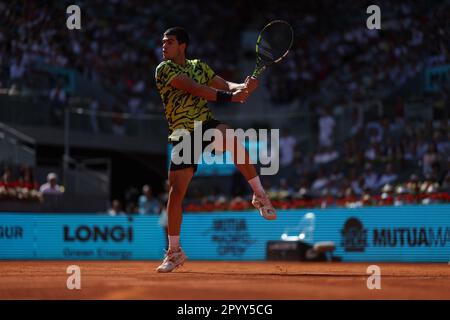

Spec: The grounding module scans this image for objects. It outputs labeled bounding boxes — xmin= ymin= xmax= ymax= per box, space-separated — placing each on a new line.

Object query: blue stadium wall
xmin=0 ymin=205 xmax=449 ymax=262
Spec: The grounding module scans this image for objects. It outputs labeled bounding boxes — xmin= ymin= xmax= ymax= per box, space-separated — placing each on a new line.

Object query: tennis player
xmin=155 ymin=27 xmax=277 ymax=273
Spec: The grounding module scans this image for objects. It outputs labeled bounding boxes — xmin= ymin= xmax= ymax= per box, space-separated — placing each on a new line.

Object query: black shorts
xmin=169 ymin=119 xmax=225 ymax=173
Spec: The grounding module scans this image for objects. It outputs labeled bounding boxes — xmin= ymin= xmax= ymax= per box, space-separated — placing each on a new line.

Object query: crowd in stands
xmin=0 ymin=1 xmax=448 ymax=139
xmin=177 ymin=102 xmax=449 ymax=212
xmin=0 ymin=165 xmax=40 ymax=202
xmin=2 ymin=1 xmax=447 ymax=111
xmin=0 ymin=165 xmax=64 ymax=202
xmin=268 ymin=0 xmax=450 ymax=105
xmin=114 ymin=170 xmax=449 ymax=214
xmin=108 ymin=183 xmax=167 ymax=219
xmin=0 ymin=0 xmax=245 ymax=115
xmin=0 ymin=1 xmax=448 ymax=213
xmin=113 ymin=107 xmax=449 ymax=212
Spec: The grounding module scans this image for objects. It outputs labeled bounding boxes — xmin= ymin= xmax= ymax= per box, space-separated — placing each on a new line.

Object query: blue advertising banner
xmin=0 ymin=215 xmax=36 ymax=259
xmin=181 ymin=205 xmax=450 ymax=262
xmin=0 ymin=205 xmax=449 ymax=261
xmin=0 ymin=214 xmax=164 ymax=260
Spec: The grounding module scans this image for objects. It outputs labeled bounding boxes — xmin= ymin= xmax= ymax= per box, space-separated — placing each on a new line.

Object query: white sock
xmin=248 ymin=176 xmax=265 ymax=196
xmin=168 ymin=235 xmax=180 ymax=251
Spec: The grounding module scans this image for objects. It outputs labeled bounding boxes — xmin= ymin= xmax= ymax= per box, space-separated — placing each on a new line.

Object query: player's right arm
xmin=170 ymin=74 xmax=248 ymax=103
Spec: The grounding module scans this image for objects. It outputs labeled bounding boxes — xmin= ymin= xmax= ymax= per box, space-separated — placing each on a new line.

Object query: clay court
xmin=0 ymin=261 xmax=449 ymax=300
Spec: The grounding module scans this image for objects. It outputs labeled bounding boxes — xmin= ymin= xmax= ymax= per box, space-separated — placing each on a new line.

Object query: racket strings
xmin=257 ymin=22 xmax=293 ymax=63
xmin=253 ymin=20 xmax=293 ymax=78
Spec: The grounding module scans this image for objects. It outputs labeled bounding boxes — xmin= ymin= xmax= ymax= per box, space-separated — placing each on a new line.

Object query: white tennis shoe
xmin=252 ymin=193 xmax=277 ymax=220
xmin=156 ymin=247 xmax=187 ymax=273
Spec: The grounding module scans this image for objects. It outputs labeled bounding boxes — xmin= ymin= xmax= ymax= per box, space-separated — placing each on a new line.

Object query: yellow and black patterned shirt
xmin=155 ymin=59 xmax=216 ymax=141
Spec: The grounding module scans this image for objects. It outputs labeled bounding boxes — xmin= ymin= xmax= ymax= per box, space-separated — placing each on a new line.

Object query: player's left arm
xmin=208 ymin=75 xmax=244 ymax=91
xmin=209 ymin=75 xmax=259 ymax=93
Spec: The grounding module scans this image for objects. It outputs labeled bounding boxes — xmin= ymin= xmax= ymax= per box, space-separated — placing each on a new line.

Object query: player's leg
xmin=167 ymin=166 xmax=194 ymax=239
xmin=156 ymin=167 xmax=193 ymax=273
xmin=214 ymin=123 xmax=277 ymax=220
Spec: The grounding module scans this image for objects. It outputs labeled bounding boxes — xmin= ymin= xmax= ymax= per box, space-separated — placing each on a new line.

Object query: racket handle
xmin=252 ymin=66 xmax=266 ymax=79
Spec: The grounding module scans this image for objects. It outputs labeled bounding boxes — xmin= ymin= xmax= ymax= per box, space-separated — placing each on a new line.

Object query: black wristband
xmin=216 ymin=90 xmax=233 ymax=103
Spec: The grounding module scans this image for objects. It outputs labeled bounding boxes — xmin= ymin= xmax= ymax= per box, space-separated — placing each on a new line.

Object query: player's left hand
xmin=244 ymin=76 xmax=259 ymax=92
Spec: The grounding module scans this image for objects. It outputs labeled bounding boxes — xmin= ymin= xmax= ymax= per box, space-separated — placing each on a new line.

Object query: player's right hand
xmin=244 ymin=76 xmax=259 ymax=93
xmin=232 ymin=89 xmax=250 ymax=103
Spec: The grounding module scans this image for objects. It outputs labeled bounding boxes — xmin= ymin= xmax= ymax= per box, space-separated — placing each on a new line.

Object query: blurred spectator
xmin=16 ymin=166 xmax=40 ymax=201
xmin=0 ymin=168 xmax=17 ymax=199
xmin=394 ymin=96 xmax=405 ymax=128
xmin=318 ymin=109 xmax=335 ymax=147
xmin=349 ymin=169 xmax=363 ymax=196
xmin=441 ymin=171 xmax=450 ymax=192
xmin=89 ymin=97 xmax=100 ymax=133
xmin=39 ymin=173 xmax=63 ymax=195
xmin=138 ymin=184 xmax=161 ymax=215
xmin=350 ymin=108 xmax=364 ymax=137
xmin=9 ymin=55 xmax=25 ymax=85
xmin=434 ymin=130 xmax=449 ymax=155
xmin=49 ymin=82 xmax=67 ymax=125
xmin=314 ymin=146 xmax=339 ymax=165
xmin=111 ymin=109 xmax=126 ymax=136
xmin=405 ymin=174 xmax=420 ymax=195
xmin=311 ymin=169 xmax=329 ymax=193
xmin=366 ymin=119 xmax=383 ymax=144
xmin=126 ymin=202 xmax=139 ymax=214
xmin=364 ymin=142 xmax=379 ymax=161
xmin=363 ymin=163 xmax=378 ymax=191
xmin=124 ymin=185 xmax=140 ymax=206
xmin=416 ymin=135 xmax=429 ymax=160
xmin=379 ymin=184 xmax=394 ymax=206
xmin=279 ymin=128 xmax=296 ymax=167
xmin=377 ymin=164 xmax=399 ymax=189
xmin=270 ymin=178 xmax=294 ymax=200
xmin=422 ymin=143 xmax=441 ymax=178
xmin=108 ymin=199 xmax=125 ymax=216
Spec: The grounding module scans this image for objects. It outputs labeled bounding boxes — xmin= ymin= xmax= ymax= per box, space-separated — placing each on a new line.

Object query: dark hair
xmin=164 ymin=27 xmax=189 ymax=47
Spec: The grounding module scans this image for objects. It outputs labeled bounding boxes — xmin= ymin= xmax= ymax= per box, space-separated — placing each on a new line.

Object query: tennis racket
xmin=251 ymin=20 xmax=294 ymax=79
